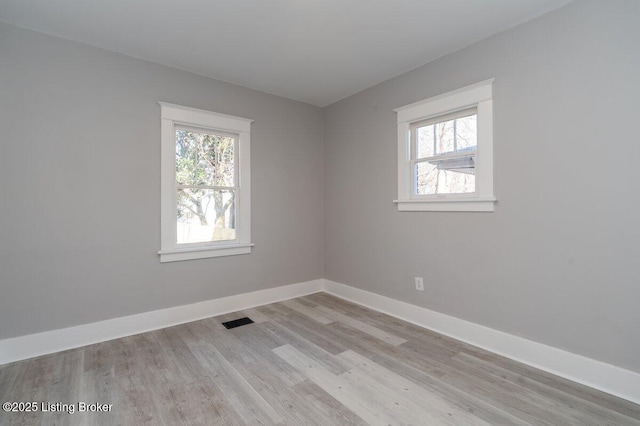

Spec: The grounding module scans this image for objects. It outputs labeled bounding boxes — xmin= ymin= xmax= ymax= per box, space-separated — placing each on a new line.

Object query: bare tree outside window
xmin=414 ymin=111 xmax=477 ymax=195
xmin=175 ymin=128 xmax=237 ymax=244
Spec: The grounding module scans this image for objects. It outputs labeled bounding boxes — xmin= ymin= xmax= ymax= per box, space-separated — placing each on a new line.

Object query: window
xmin=412 ymin=108 xmax=477 ymax=196
xmin=158 ymin=103 xmax=253 ymax=262
xmin=394 ymin=79 xmax=496 ymax=212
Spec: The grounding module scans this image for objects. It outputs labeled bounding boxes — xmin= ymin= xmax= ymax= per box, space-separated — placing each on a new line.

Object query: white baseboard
xmin=323 ymin=279 xmax=640 ymax=405
xmin=0 ymin=279 xmax=323 ymax=366
xmin=2 ymin=277 xmax=638 ymax=405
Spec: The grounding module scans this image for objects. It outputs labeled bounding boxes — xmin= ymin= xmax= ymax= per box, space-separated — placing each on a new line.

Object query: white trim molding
xmin=159 ymin=102 xmax=254 ymax=262
xmin=158 ymin=243 xmax=255 ymax=262
xmin=394 ymin=79 xmax=496 ymax=212
xmin=393 ymin=197 xmax=497 ymax=212
xmin=0 ymin=280 xmax=323 ymax=366
xmin=324 ymin=279 xmax=640 ymax=405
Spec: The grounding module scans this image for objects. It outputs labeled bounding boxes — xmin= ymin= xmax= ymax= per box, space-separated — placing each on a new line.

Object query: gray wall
xmin=2 ymin=0 xmax=639 ymax=375
xmin=323 ymin=0 xmax=640 ymax=373
xmin=0 ymin=23 xmax=324 ymax=339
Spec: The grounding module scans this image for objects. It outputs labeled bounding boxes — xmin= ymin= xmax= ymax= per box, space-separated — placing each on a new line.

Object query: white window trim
xmin=158 ymin=102 xmax=254 ymax=262
xmin=393 ymin=79 xmax=497 ymax=212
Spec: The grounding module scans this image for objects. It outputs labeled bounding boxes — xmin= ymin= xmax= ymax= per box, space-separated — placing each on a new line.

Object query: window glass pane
xmin=176 ymin=129 xmax=235 ymax=187
xmin=177 ymin=189 xmax=236 ymax=244
xmin=456 ymin=114 xmax=477 ymax=151
xmin=416 ymin=125 xmax=434 ymax=158
xmin=416 ymin=159 xmax=475 ymax=195
xmin=435 ymin=119 xmax=455 ymax=155
xmin=416 ymin=162 xmax=438 ymax=195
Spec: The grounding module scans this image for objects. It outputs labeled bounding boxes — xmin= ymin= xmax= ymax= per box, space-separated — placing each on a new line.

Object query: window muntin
xmin=411 ymin=108 xmax=477 ymax=196
xmin=175 ymin=126 xmax=238 ymax=245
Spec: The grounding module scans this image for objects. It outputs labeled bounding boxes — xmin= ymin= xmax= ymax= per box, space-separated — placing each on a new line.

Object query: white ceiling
xmin=0 ymin=0 xmax=571 ymax=107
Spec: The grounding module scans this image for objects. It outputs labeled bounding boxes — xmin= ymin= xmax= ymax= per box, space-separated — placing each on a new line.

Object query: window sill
xmin=394 ymin=198 xmax=496 ymax=212
xmin=158 ymin=243 xmax=254 ymax=263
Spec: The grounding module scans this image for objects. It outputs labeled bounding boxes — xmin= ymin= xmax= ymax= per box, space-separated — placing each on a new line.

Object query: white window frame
xmin=393 ymin=79 xmax=497 ymax=212
xmin=158 ymin=102 xmax=254 ymax=262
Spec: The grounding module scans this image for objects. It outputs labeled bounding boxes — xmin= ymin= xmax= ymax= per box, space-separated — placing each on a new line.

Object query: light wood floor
xmin=1 ymin=293 xmax=639 ymax=425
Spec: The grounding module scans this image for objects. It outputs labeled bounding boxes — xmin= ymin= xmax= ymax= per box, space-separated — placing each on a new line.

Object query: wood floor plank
xmin=187 ymin=341 xmax=284 ymax=425
xmin=117 ymin=333 xmax=183 ymax=426
xmin=314 ymin=305 xmax=408 ymax=346
xmin=189 ymin=310 xmax=308 ymax=388
xmin=321 ymin=320 xmax=452 ymax=378
xmin=259 ymin=317 xmax=352 ymax=375
xmin=188 ymin=318 xmax=259 ymax=366
xmin=462 ymin=347 xmax=640 ymax=421
xmin=260 ymin=303 xmax=351 ymax=355
xmin=294 ymin=296 xmax=323 ymax=308
xmin=79 ymin=365 xmax=120 ymax=426
xmin=265 ymin=304 xmax=348 ymax=355
xmin=41 ymin=350 xmax=84 ymax=426
xmin=241 ymin=307 xmax=270 ymax=323
xmin=453 ymin=351 xmax=640 ymax=425
xmin=135 ymin=329 xmax=244 ymax=426
xmin=293 ymin=380 xmax=369 ymax=426
xmin=113 ymin=336 xmax=169 ymax=426
xmin=4 ymin=355 xmax=57 ymax=426
xmin=227 ymin=356 xmax=353 ymax=425
xmin=338 ymin=350 xmax=491 ymax=426
xmin=440 ymin=362 xmax=576 ymax=426
xmin=150 ymin=328 xmax=236 ymax=425
xmin=1 ymin=294 xmax=638 ymax=425
xmin=280 ymin=299 xmax=335 ymax=324
xmin=343 ymin=344 xmax=532 ymax=426
xmin=339 ymin=364 xmax=454 ymax=425
xmin=310 ymin=293 xmax=481 ymax=357
xmin=317 ymin=294 xmax=467 ymax=346
xmin=273 ymin=344 xmax=401 ymax=426
xmin=0 ymin=362 xmax=26 ymax=410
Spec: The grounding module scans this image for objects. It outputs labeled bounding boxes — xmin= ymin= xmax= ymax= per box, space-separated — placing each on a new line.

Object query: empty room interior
xmin=1 ymin=0 xmax=640 ymax=424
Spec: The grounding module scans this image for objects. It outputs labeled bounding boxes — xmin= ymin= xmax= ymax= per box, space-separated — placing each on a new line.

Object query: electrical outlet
xmin=415 ymin=277 xmax=424 ymax=291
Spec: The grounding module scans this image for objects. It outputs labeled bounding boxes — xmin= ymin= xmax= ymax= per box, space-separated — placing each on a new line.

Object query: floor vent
xmin=222 ymin=317 xmax=254 ymax=329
